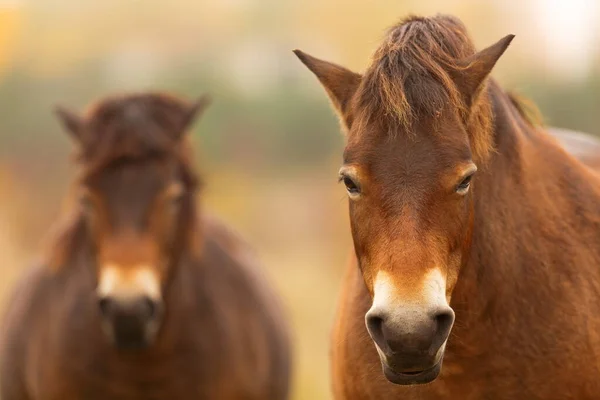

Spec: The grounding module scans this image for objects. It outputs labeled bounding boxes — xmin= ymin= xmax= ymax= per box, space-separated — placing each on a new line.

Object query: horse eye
xmin=168 ymin=190 xmax=185 ymax=212
xmin=165 ymin=182 xmax=185 ymax=210
xmin=169 ymin=193 xmax=184 ymax=209
xmin=456 ymin=174 xmax=473 ymax=193
xmin=342 ymin=176 xmax=360 ymax=195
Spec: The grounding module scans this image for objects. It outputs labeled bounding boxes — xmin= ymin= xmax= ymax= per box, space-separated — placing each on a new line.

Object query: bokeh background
xmin=0 ymin=0 xmax=598 ymax=398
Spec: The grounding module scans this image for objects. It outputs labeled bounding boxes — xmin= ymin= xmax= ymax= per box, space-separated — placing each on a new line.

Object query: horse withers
xmin=0 ymin=93 xmax=291 ymax=399
xmin=295 ymin=14 xmax=600 ymax=399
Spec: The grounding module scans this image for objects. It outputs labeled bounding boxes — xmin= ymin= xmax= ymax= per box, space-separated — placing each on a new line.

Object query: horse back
xmin=547 ymin=127 xmax=600 ymax=171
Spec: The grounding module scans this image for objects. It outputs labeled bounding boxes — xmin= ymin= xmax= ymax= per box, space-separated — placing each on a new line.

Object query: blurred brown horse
xmin=296 ymin=14 xmax=600 ymax=399
xmin=0 ymin=93 xmax=291 ymax=399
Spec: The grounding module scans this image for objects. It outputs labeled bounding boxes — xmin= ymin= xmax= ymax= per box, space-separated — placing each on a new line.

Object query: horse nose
xmin=365 ymin=306 xmax=455 ymax=356
xmin=98 ymin=295 xmax=158 ymax=320
xmin=97 ymin=295 xmax=163 ymax=349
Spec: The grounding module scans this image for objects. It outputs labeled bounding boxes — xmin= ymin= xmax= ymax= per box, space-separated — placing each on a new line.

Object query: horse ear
xmin=293 ymin=49 xmax=361 ymax=121
xmin=455 ymin=34 xmax=515 ymax=109
xmin=178 ymin=94 xmax=212 ymax=138
xmin=54 ymin=106 xmax=84 ymax=142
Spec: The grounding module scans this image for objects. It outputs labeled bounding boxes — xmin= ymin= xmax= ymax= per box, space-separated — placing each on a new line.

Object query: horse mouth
xmin=382 ymin=361 xmax=442 ymax=385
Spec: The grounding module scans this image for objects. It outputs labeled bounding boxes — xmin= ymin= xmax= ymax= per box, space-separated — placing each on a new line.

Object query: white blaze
xmin=371 ymin=268 xmax=448 ymax=309
xmin=97 ymin=264 xmax=161 ymax=300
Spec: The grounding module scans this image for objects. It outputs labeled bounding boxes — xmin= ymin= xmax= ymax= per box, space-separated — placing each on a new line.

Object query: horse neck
xmin=155 ymin=207 xmax=205 ymax=337
xmin=450 ymin=80 xmax=597 ymax=327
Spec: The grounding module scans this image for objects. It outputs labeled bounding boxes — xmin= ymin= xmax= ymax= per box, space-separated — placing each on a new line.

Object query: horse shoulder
xmin=0 ymin=264 xmax=53 ymax=400
xmin=189 ymin=214 xmax=291 ymax=399
xmin=201 ymin=214 xmax=289 ymax=331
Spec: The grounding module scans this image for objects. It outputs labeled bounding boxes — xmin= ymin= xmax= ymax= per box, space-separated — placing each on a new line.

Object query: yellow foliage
xmin=0 ymin=6 xmax=22 ymax=77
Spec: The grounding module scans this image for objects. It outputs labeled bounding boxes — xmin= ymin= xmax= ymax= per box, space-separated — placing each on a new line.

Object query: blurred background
xmin=0 ymin=0 xmax=598 ymax=398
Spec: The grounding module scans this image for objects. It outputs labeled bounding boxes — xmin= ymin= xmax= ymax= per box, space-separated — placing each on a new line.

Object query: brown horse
xmin=0 ymin=93 xmax=291 ymax=400
xmin=295 ymin=14 xmax=600 ymax=399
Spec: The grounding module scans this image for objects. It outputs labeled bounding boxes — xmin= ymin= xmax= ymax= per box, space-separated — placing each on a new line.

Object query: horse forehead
xmin=87 ymin=162 xmax=174 ymax=226
xmin=348 ymin=141 xmax=442 ymax=192
xmin=349 ymin=134 xmax=470 ymax=187
xmin=348 ymin=107 xmax=469 ymax=160
xmin=94 ymin=161 xmax=171 ymax=195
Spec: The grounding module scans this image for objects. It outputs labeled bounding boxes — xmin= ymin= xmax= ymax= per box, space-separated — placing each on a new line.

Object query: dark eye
xmin=168 ymin=192 xmax=184 ymax=211
xmin=341 ymin=176 xmax=360 ymax=195
xmin=456 ymin=174 xmax=473 ymax=193
xmin=166 ymin=184 xmax=185 ymax=213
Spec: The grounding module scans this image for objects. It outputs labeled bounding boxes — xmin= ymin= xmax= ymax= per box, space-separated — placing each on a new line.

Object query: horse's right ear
xmin=177 ymin=94 xmax=212 ymax=139
xmin=54 ymin=106 xmax=84 ymax=142
xmin=293 ymin=50 xmax=361 ymax=122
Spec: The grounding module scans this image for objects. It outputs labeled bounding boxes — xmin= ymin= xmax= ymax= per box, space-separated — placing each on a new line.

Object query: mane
xmin=507 ymin=92 xmax=544 ymax=127
xmin=77 ymin=93 xmax=196 ymax=176
xmin=354 ymin=15 xmax=494 ymax=161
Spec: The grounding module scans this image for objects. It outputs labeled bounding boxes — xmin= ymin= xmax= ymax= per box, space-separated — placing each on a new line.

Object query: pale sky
xmin=531 ymin=0 xmax=599 ymax=78
xmin=0 ymin=0 xmax=22 ymax=6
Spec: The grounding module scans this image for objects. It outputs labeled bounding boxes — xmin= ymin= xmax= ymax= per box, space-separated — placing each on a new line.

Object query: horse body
xmin=0 ymin=94 xmax=290 ymax=400
xmin=295 ymin=14 xmax=600 ymax=399
xmin=549 ymin=127 xmax=600 ymax=171
xmin=331 ymin=89 xmax=600 ymax=399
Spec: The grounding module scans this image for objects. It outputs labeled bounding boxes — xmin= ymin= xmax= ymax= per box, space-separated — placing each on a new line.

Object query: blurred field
xmin=0 ymin=1 xmax=598 ymax=399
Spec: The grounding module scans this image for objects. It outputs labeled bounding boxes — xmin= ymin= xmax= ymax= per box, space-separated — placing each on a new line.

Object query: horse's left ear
xmin=55 ymin=106 xmax=85 ymax=142
xmin=178 ymin=94 xmax=212 ymax=138
xmin=455 ymin=34 xmax=515 ymax=108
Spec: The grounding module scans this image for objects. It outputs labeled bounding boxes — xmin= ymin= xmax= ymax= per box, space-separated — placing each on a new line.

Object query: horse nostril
xmin=140 ymin=296 xmax=157 ymax=319
xmin=433 ymin=308 xmax=455 ymax=338
xmin=366 ymin=313 xmax=387 ymax=350
xmin=98 ymin=297 xmax=113 ymax=317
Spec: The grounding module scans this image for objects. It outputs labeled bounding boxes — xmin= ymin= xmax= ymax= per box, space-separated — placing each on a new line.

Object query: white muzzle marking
xmin=97 ymin=264 xmax=161 ymax=300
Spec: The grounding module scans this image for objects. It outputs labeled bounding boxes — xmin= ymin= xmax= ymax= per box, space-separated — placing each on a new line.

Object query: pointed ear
xmin=293 ymin=49 xmax=361 ymax=119
xmin=455 ymin=34 xmax=515 ymax=108
xmin=178 ymin=94 xmax=212 ymax=138
xmin=54 ymin=106 xmax=84 ymax=142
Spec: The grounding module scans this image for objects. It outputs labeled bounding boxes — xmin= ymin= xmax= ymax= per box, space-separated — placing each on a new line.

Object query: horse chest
xmin=31 ymin=317 xmax=271 ymax=400
xmin=34 ymin=320 xmax=244 ymax=400
xmin=38 ymin=355 xmax=242 ymax=400
xmin=337 ymin=336 xmax=600 ymax=400
xmin=38 ymin=355 xmax=204 ymax=400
